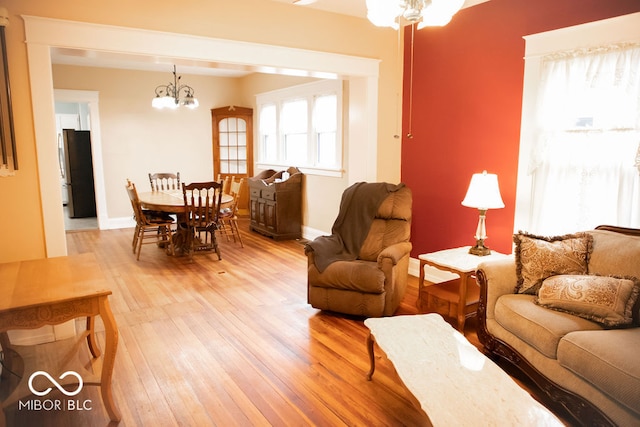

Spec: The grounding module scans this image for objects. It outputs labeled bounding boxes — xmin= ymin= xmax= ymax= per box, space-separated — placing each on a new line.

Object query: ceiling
xmin=51 ymin=0 xmax=490 ymax=78
xmin=267 ymin=0 xmax=367 ymax=18
xmin=51 ymin=47 xmax=257 ymax=78
xmin=268 ymin=0 xmax=490 ymax=20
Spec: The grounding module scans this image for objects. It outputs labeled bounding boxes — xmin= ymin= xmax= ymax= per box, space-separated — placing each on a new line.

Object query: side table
xmin=0 ymin=253 xmax=121 ymax=426
xmin=417 ymin=246 xmax=511 ymax=332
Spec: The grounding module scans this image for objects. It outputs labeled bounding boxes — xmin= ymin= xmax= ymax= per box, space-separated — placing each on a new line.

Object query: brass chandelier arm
xmin=152 ymin=65 xmax=198 ymax=109
xmin=154 ymin=83 xmax=195 ymax=100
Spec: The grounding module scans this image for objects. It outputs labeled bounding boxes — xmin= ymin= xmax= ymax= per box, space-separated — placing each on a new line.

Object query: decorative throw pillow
xmin=536 ymin=274 xmax=640 ymax=327
xmin=513 ymin=232 xmax=592 ymax=294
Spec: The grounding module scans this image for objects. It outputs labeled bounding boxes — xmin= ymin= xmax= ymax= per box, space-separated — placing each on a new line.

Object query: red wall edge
xmin=401 ymin=0 xmax=640 ymax=257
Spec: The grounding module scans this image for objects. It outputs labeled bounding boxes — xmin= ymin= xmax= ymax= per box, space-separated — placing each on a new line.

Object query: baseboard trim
xmin=101 ymin=216 xmax=136 ymax=230
xmin=302 ymin=226 xmax=326 ymax=242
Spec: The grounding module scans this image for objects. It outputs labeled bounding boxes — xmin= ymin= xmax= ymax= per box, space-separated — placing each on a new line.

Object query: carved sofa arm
xmin=476 ymin=258 xmax=517 ymax=322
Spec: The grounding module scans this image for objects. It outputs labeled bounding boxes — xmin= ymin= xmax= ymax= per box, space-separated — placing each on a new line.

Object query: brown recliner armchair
xmin=306 ymin=184 xmax=412 ymax=317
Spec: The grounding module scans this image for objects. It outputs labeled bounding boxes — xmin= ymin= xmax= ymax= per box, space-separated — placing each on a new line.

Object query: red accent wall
xmin=401 ymin=0 xmax=640 ymax=256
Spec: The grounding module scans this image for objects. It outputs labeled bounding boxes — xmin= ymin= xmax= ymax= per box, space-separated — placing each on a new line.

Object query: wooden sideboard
xmin=249 ymin=167 xmax=302 ymax=240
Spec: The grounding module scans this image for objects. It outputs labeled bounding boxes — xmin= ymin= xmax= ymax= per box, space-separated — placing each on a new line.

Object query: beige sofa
xmin=477 ymin=225 xmax=640 ymax=426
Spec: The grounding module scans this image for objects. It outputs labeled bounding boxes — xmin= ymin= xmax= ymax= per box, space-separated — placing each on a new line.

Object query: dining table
xmin=137 ymin=189 xmax=233 ymax=215
xmin=137 ymin=189 xmax=233 ymax=255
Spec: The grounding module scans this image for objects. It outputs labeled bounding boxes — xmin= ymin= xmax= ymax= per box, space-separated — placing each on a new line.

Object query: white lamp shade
xmin=181 ymin=96 xmax=199 ymax=109
xmin=366 ymin=0 xmax=403 ymax=29
xmin=152 ymin=95 xmax=178 ymax=109
xmin=366 ymin=0 xmax=464 ymax=29
xmin=151 ymin=96 xmax=164 ymax=109
xmin=418 ymin=0 xmax=465 ymax=28
xmin=461 ymin=171 xmax=505 ymax=210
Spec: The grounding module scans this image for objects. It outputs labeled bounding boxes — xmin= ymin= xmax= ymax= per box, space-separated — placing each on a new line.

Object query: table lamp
xmin=461 ymin=170 xmax=504 ymax=256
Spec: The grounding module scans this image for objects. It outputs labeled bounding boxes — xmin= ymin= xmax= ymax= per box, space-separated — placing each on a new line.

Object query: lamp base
xmin=468 ymin=240 xmax=492 ymax=256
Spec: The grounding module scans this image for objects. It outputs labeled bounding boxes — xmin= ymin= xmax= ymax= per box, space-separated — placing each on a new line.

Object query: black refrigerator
xmin=63 ymin=129 xmax=97 ymax=218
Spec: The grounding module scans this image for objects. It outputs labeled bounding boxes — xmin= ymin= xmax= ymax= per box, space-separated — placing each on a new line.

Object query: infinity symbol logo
xmin=28 ymin=371 xmax=84 ymax=397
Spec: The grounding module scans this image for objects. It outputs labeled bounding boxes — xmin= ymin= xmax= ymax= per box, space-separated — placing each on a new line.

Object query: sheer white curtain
xmin=529 ymin=43 xmax=640 ymax=235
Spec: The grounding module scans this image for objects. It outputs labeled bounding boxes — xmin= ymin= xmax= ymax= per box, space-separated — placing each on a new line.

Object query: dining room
xmin=51 ymin=63 xmax=313 ymax=233
xmin=21 ymin=13 xmax=385 ymax=263
xmin=49 ymin=48 xmax=360 ymax=264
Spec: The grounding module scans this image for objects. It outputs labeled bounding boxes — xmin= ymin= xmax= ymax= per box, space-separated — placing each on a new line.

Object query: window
xmin=282 ymin=99 xmax=308 ymax=164
xmin=259 ymin=104 xmax=277 ymax=162
xmin=515 ymin=14 xmax=640 ymax=236
xmin=314 ymin=94 xmax=338 ymax=168
xmin=524 ymin=43 xmax=640 ymax=235
xmin=256 ymin=80 xmax=343 ymax=176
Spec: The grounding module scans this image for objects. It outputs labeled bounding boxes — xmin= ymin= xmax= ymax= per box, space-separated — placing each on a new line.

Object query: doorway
xmin=55 ymin=103 xmax=98 ymax=230
xmin=54 ymin=90 xmax=105 ymax=234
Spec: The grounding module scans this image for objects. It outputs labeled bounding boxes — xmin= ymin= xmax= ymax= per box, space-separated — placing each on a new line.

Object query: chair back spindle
xmin=149 ymin=172 xmax=181 ymax=191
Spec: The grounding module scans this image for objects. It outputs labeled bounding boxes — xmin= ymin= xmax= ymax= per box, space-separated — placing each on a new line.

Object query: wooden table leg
xmin=366 ymin=333 xmax=376 ymax=381
xmin=417 ymin=259 xmax=426 ymax=310
xmin=98 ymin=297 xmax=121 ymax=423
xmin=86 ymin=316 xmax=101 ymax=358
xmin=456 ymin=273 xmax=472 ymax=333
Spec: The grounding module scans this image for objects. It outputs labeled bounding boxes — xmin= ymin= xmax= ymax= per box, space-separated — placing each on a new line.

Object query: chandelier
xmin=366 ymin=0 xmax=465 ymax=30
xmin=151 ymin=65 xmax=199 ymax=110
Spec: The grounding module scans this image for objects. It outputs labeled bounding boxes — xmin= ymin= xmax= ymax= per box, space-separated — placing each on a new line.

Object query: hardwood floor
xmin=3 ymin=220 xmax=568 ymax=426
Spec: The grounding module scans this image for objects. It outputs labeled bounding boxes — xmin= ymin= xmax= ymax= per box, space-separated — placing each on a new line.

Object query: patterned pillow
xmin=513 ymin=232 xmax=593 ymax=294
xmin=536 ymin=274 xmax=640 ymax=327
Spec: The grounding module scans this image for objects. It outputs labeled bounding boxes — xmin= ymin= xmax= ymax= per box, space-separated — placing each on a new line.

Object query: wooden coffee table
xmin=365 ymin=314 xmax=562 ymax=426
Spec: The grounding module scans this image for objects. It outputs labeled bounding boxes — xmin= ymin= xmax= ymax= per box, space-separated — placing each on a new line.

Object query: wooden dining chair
xmin=218 ymin=177 xmax=245 ymax=247
xmin=149 ymin=172 xmax=181 ymax=191
xmin=126 ymin=180 xmax=175 ymax=260
xmin=229 ymin=177 xmax=242 ymax=198
xmin=182 ymin=180 xmax=224 ymax=260
xmin=216 ymin=174 xmax=232 ymax=195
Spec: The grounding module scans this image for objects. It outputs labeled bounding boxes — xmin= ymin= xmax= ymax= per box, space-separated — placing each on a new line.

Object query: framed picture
xmin=0 ymin=20 xmax=17 ymax=172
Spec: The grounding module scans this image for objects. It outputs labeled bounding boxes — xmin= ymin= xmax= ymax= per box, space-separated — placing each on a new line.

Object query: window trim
xmin=256 ymin=79 xmax=344 ymax=177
